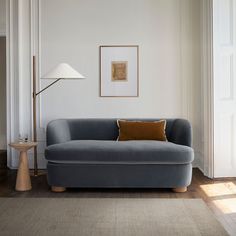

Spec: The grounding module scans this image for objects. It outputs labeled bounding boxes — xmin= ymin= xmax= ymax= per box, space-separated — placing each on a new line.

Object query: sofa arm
xmin=169 ymin=119 xmax=192 ymax=147
xmin=46 ymin=119 xmax=71 ymax=146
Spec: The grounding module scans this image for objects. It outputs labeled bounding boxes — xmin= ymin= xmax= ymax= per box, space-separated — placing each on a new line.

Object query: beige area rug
xmin=0 ymin=198 xmax=229 ymax=236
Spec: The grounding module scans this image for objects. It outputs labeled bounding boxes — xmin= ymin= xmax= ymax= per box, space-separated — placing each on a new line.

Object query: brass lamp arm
xmin=34 ymin=78 xmax=61 ymax=97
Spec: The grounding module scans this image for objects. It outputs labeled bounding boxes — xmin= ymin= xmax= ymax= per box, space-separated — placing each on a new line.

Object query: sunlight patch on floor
xmin=212 ymin=198 xmax=236 ymax=214
xmin=200 ymin=182 xmax=236 ymax=197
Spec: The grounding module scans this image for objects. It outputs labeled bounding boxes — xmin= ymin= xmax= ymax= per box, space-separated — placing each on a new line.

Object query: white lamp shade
xmin=41 ymin=63 xmax=85 ymax=79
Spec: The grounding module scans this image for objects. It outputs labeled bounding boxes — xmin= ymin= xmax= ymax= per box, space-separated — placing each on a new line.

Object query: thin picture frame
xmin=99 ymin=45 xmax=139 ymax=97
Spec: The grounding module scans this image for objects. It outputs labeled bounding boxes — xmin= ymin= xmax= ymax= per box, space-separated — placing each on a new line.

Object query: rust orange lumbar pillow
xmin=117 ymin=120 xmax=167 ymax=141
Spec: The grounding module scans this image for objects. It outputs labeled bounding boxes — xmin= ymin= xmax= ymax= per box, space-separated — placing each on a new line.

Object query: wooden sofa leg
xmin=51 ymin=186 xmax=66 ymax=192
xmin=172 ymin=187 xmax=187 ymax=193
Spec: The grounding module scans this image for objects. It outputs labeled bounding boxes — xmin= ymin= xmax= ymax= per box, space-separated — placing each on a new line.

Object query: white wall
xmin=7 ymin=0 xmax=203 ymax=169
xmin=183 ymin=0 xmax=203 ymax=169
xmin=191 ymin=1 xmax=203 ymax=169
xmin=0 ymin=0 xmax=6 ymax=35
xmin=40 ymin=0 xmax=183 ymax=125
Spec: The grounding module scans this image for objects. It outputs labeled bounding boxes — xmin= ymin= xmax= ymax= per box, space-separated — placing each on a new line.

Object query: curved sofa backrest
xmin=46 ymin=118 xmax=192 ymax=147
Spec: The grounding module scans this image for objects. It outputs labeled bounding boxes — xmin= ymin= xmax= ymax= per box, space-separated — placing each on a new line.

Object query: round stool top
xmin=9 ymin=142 xmax=38 ymax=151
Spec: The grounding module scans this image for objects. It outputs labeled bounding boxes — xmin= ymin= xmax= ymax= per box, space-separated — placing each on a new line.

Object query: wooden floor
xmin=0 ymin=168 xmax=236 ymax=235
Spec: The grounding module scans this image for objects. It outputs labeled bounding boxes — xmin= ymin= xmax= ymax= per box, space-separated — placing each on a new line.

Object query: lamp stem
xmin=33 ymin=56 xmax=38 ymax=176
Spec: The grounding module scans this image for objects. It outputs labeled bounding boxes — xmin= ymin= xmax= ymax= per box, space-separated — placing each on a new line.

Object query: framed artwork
xmin=100 ymin=45 xmax=139 ymax=97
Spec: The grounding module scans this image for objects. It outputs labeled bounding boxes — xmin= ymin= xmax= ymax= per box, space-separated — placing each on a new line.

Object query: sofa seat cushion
xmin=45 ymin=140 xmax=193 ymax=164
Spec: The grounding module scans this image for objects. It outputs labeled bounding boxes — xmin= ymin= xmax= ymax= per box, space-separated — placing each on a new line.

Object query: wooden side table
xmin=9 ymin=142 xmax=37 ymax=191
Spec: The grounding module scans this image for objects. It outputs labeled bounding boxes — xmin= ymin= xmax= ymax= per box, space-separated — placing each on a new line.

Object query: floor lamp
xmin=32 ymin=56 xmax=85 ymax=176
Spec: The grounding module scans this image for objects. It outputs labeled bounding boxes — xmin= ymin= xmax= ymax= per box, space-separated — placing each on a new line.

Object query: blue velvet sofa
xmin=45 ymin=119 xmax=194 ymax=192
